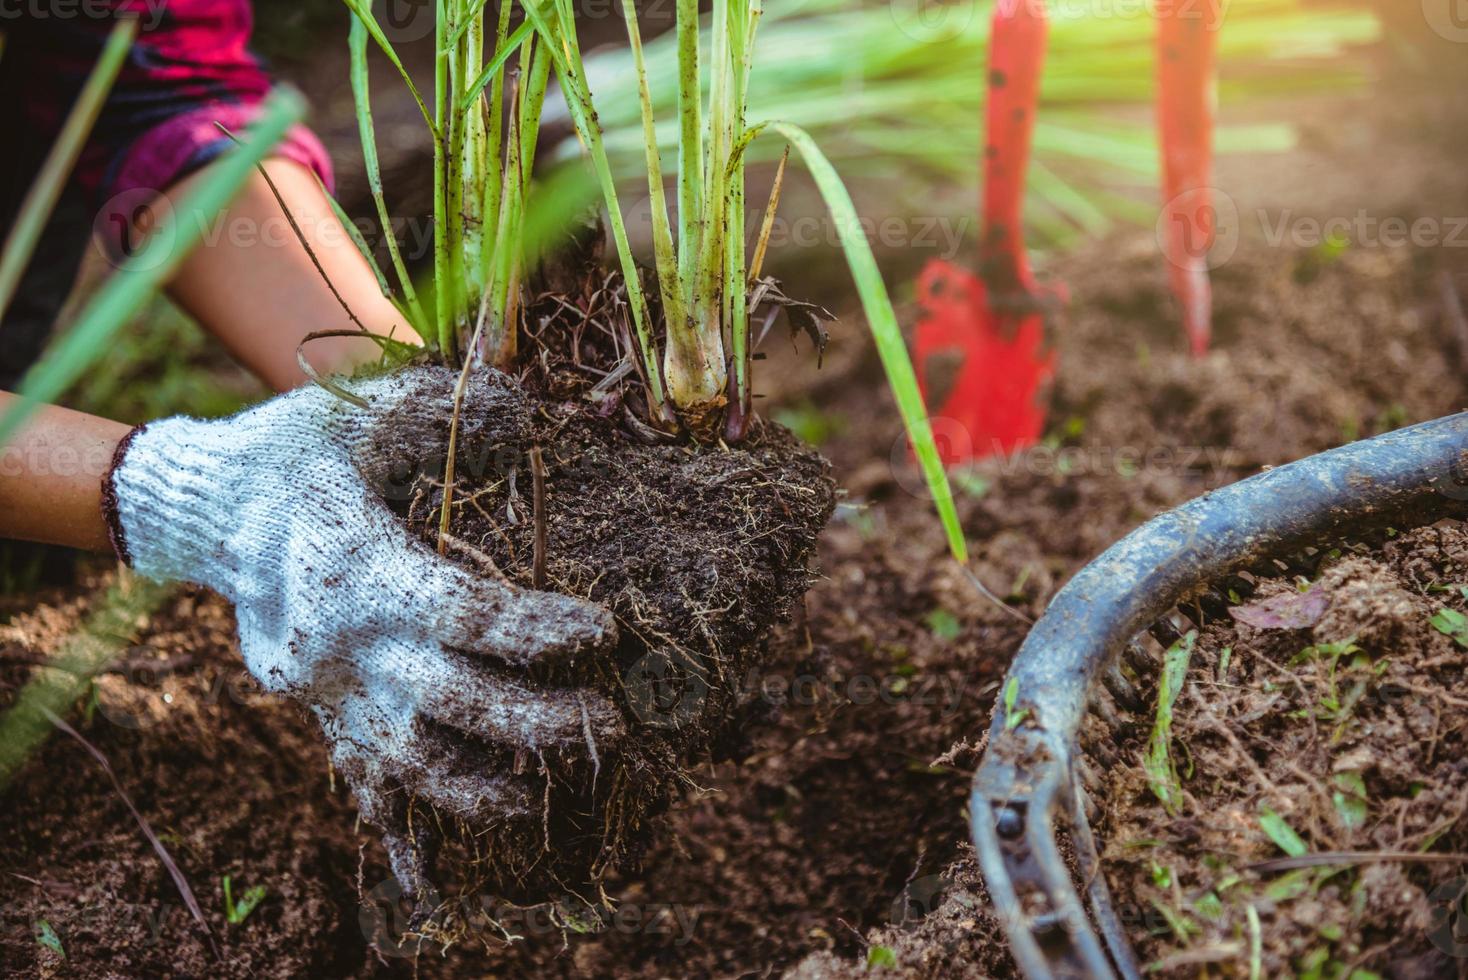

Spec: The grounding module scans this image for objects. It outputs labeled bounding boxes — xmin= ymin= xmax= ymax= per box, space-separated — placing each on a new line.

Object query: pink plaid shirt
xmin=2 ymin=0 xmax=332 ymax=208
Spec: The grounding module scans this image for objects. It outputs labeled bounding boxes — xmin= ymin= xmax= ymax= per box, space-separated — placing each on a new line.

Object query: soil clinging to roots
xmin=390 ymin=366 xmax=836 ymax=917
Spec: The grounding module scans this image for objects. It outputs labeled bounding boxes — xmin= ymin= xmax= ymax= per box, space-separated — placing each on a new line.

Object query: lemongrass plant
xmin=343 ymin=0 xmax=560 ymax=366
xmin=521 ymin=0 xmax=965 ymax=559
xmin=340 ymin=0 xmax=965 ymax=560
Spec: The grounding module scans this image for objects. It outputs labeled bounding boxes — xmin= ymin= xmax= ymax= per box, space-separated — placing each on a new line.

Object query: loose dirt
xmin=1079 ymin=521 xmax=1468 ymax=978
xmin=5 ymin=78 xmax=1468 ymax=980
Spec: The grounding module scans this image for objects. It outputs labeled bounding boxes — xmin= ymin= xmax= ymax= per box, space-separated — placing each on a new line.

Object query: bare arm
xmin=0 ymin=158 xmax=410 ymax=550
xmin=0 ymin=395 xmax=125 ymax=550
xmin=158 ymin=158 xmax=405 ymax=392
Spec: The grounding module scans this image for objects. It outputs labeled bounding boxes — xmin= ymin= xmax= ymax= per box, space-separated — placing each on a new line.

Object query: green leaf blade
xmin=1259 ymin=806 xmax=1310 ymax=858
xmin=1144 ymin=631 xmax=1196 ymax=814
xmin=758 ymin=121 xmax=967 ymax=564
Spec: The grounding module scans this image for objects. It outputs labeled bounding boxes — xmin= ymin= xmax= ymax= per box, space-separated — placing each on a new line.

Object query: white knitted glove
xmin=103 ymin=366 xmax=622 ymax=898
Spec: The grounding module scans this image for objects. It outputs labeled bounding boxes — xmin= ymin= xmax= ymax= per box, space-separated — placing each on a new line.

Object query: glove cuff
xmin=105 ymin=414 xmax=248 ymax=587
xmin=101 ymin=423 xmax=148 ymax=567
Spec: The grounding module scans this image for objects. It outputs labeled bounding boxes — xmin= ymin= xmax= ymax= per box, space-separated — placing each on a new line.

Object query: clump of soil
xmin=1084 ymin=521 xmax=1468 ymax=977
xmin=385 ymin=362 xmax=836 ymax=911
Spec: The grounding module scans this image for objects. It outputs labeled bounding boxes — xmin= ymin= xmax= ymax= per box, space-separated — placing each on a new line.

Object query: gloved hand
xmin=102 ymin=365 xmax=622 ymax=898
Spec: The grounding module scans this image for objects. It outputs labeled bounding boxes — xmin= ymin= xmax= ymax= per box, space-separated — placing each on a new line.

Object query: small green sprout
xmin=1216 ymin=646 xmax=1233 ymax=681
xmin=33 ymin=919 xmax=64 ymax=958
xmin=223 ymin=875 xmax=267 ymax=925
xmin=924 ymin=609 xmax=962 ymax=642
xmin=1147 ymin=899 xmax=1199 ymax=943
xmin=1259 ymin=806 xmax=1309 ymax=858
xmin=1192 ymin=891 xmax=1223 ymax=923
xmin=1002 ymin=677 xmax=1029 ymax=731
xmin=1144 ymin=631 xmax=1196 ymax=814
xmin=1430 ymin=607 xmax=1468 ymax=648
xmin=1331 ymin=771 xmax=1368 ymax=831
xmin=866 ymin=945 xmax=897 ymax=969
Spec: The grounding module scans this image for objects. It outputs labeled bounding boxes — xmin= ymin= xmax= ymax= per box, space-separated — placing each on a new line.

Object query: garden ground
xmin=3 ymin=50 xmax=1468 ymax=979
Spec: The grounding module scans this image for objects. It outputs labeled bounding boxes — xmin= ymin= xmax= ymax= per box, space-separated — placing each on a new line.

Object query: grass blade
xmin=460 ymin=19 xmax=535 ymax=112
xmin=1144 ymin=630 xmax=1196 ymax=815
xmin=1259 ymin=807 xmax=1310 ymax=858
xmin=431 ymin=0 xmax=453 ymax=356
xmin=341 ymin=0 xmax=436 ymax=133
xmin=756 ymin=121 xmax=968 ymax=564
xmin=0 ymin=89 xmax=307 ymax=449
xmin=0 ymin=19 xmax=136 ymax=322
xmin=620 ymin=0 xmax=686 ymax=338
xmin=0 ymin=575 xmax=175 ymax=789
xmin=746 ymin=145 xmax=787 ymax=284
xmin=44 ymin=705 xmax=218 ymax=957
xmin=349 ymin=20 xmax=429 ymax=339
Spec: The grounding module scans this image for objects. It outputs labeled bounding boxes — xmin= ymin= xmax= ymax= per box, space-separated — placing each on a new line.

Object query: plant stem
xmin=723 ymin=0 xmax=760 ymax=440
xmin=520 ymin=0 xmax=668 ymax=412
xmin=674 ymin=0 xmax=703 ymax=300
xmin=667 ymin=0 xmax=732 ymax=422
xmin=621 ymin=0 xmax=688 ymax=345
xmin=444 ymin=0 xmax=472 ymax=351
xmin=432 ymin=0 xmax=454 ymax=358
xmin=348 ymin=20 xmax=429 ymax=339
xmin=458 ymin=1 xmax=490 ymax=333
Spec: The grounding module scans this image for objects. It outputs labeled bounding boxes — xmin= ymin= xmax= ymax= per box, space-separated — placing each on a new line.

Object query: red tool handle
xmin=980 ymin=0 xmax=1048 ymax=295
xmin=1156 ymin=0 xmax=1222 ymax=356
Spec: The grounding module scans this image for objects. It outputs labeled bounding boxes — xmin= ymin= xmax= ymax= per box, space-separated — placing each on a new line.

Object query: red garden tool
xmin=914 ymin=0 xmax=1056 ymax=466
xmin=1156 ymin=0 xmax=1223 ymax=357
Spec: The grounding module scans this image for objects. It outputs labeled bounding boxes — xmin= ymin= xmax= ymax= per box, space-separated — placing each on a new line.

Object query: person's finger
xmin=412 ymin=648 xmax=626 ymax=750
xmin=395 ymin=728 xmax=539 ymax=823
xmin=421 ymin=563 xmax=619 ymax=669
xmin=329 ymin=737 xmax=439 ymax=908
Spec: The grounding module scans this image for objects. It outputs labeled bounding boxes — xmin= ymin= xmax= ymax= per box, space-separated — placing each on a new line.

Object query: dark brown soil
xmin=1079 ymin=521 xmax=1468 ymax=978
xmin=5 ymin=77 xmax=1468 ymax=980
xmin=6 ymin=220 xmax=1464 ymax=976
